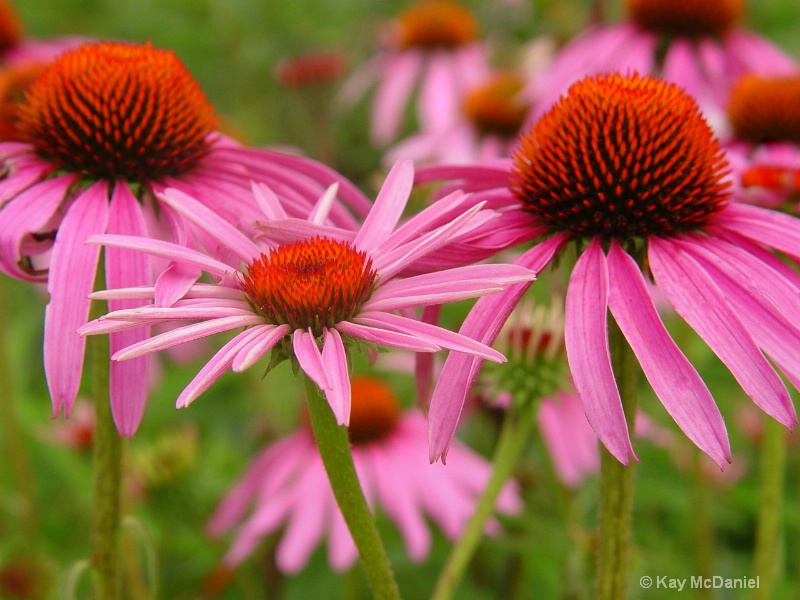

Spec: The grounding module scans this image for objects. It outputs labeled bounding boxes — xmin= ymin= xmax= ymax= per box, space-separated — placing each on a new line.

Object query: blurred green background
xmin=2 ymin=1 xmax=799 ymax=599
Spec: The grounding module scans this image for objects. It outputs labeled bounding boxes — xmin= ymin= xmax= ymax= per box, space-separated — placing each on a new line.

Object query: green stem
xmin=0 ymin=278 xmax=39 ymax=541
xmin=303 ymin=376 xmax=401 ymax=600
xmin=594 ymin=320 xmax=637 ymax=600
xmin=431 ymin=401 xmax=535 ymax=600
xmin=691 ymin=447 xmax=714 ymax=600
xmin=90 ymin=265 xmax=123 ymax=600
xmin=753 ymin=415 xmax=787 ymax=600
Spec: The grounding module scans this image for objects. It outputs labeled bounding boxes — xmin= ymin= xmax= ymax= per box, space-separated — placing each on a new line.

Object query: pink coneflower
xmin=78 ymin=160 xmax=535 ymax=426
xmin=342 ymin=0 xmax=489 ymax=146
xmin=529 ymin=0 xmax=797 ymax=128
xmin=385 ymin=70 xmax=530 ymax=166
xmin=423 ymin=73 xmax=800 ymax=468
xmin=0 ymin=40 xmax=371 ymax=436
xmin=207 ymin=375 xmax=522 ymax=572
xmin=0 ymin=0 xmax=85 ymax=67
xmin=724 ymin=73 xmax=800 ymax=208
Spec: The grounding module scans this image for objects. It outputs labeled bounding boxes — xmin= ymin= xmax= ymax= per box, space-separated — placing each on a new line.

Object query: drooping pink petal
xmin=649 ymin=237 xmax=795 ymax=426
xmin=231 ymin=323 xmax=291 ymax=372
xmin=320 ymin=328 xmax=352 ymax=426
xmin=44 ymin=182 xmax=110 ymax=418
xmin=353 ymin=160 xmax=414 ymax=252
xmin=177 ymin=326 xmax=266 ymax=408
xmin=715 ymin=202 xmax=800 ymax=262
xmin=154 ymin=261 xmax=202 ymax=308
xmin=606 ymin=243 xmax=730 ymax=467
xmin=336 ymin=320 xmax=441 ymax=352
xmin=293 ymin=328 xmax=331 ymax=396
xmin=106 ymin=182 xmax=152 ymax=437
xmin=372 ymin=51 xmax=423 ymax=145
xmin=565 ymin=239 xmax=634 ymax=465
xmin=418 ymin=52 xmax=458 ymax=132
xmin=428 ymin=233 xmax=568 ymax=463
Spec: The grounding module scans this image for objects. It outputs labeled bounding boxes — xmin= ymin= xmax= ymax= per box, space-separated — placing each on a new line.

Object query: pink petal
xmin=606 ymin=243 xmax=730 ymax=467
xmin=335 ymin=320 xmax=441 ymax=352
xmin=293 ymin=328 xmax=331 ymax=395
xmin=353 ymin=160 xmax=414 ymax=252
xmin=44 ymin=182 xmax=110 ymax=418
xmin=716 ymin=203 xmax=800 ymax=262
xmin=320 ymin=328 xmax=352 ymax=426
xmin=231 ymin=323 xmax=291 ymax=372
xmin=565 ymin=240 xmax=634 ymax=465
xmin=106 ymin=182 xmax=152 ymax=437
xmin=372 ymin=51 xmax=423 ymax=145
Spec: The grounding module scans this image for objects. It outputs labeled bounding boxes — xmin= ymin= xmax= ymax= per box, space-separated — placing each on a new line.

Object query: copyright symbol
xmin=640 ymin=576 xmax=652 ymax=589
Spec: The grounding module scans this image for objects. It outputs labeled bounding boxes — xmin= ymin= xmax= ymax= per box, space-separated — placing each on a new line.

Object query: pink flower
xmin=421 ymin=73 xmax=800 ymax=469
xmin=0 ymin=41 xmax=371 ymax=437
xmin=79 ymin=160 xmax=535 ymax=426
xmin=528 ymin=0 xmax=797 ymax=129
xmin=206 ymin=375 xmax=522 ymax=572
xmin=341 ymin=0 xmax=489 ymax=146
xmin=385 ymin=70 xmax=530 ymax=166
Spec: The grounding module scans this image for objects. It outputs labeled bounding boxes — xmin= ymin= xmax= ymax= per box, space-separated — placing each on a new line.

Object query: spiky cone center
xmin=625 ymin=0 xmax=744 ymax=38
xmin=240 ymin=237 xmax=378 ymax=337
xmin=0 ymin=61 xmax=46 ymax=142
xmin=511 ymin=73 xmax=731 ymax=240
xmin=17 ymin=41 xmax=218 ymax=182
xmin=0 ymin=0 xmax=22 ymax=52
xmin=463 ymin=71 xmax=528 ymax=137
xmin=728 ymin=74 xmax=800 ymax=145
xmin=394 ymin=0 xmax=480 ymax=49
xmin=347 ymin=376 xmax=402 ymax=444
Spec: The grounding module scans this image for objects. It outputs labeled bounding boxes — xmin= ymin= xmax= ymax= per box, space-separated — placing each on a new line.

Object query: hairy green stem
xmin=594 ymin=320 xmax=637 ymax=600
xmin=304 ymin=376 xmax=401 ymax=600
xmin=431 ymin=401 xmax=535 ymax=600
xmin=90 ymin=266 xmax=123 ymax=600
xmin=754 ymin=415 xmax=787 ymax=600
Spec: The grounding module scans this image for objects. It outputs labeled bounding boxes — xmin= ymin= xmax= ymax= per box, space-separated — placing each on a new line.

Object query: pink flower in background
xmin=385 ymin=70 xmax=530 ymax=166
xmin=79 ymin=160 xmax=535 ymax=426
xmin=528 ymin=0 xmax=797 ymax=129
xmin=723 ymin=73 xmax=800 ymax=209
xmin=342 ymin=0 xmax=489 ymax=146
xmin=207 ymin=375 xmax=522 ymax=572
xmin=0 ymin=41 xmax=371 ymax=437
xmin=422 ymin=73 xmax=800 ymax=469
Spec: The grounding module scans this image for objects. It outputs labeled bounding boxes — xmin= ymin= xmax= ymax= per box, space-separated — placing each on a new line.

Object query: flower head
xmin=423 ymin=73 xmax=800 ymax=468
xmin=79 ymin=160 xmax=534 ymax=426
xmin=341 ymin=0 xmax=489 ymax=145
xmin=0 ymin=40 xmax=372 ymax=436
xmin=206 ymin=375 xmax=522 ymax=572
xmin=625 ymin=0 xmax=743 ymax=38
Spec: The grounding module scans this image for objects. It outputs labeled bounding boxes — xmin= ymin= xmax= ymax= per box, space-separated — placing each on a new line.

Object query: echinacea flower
xmin=528 ymin=0 xmax=797 ymax=129
xmin=421 ymin=72 xmax=800 ymax=468
xmin=341 ymin=0 xmax=489 ymax=145
xmin=724 ymin=73 xmax=800 ymax=208
xmin=385 ymin=70 xmax=530 ymax=166
xmin=0 ymin=40 xmax=372 ymax=436
xmin=206 ymin=375 xmax=522 ymax=572
xmin=0 ymin=0 xmax=85 ymax=67
xmin=79 ymin=160 xmax=535 ymax=426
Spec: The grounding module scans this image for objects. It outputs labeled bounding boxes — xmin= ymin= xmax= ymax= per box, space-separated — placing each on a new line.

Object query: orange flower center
xmin=275 ymin=52 xmax=346 ymax=88
xmin=626 ymin=0 xmax=744 ymax=37
xmin=512 ymin=73 xmax=730 ymax=240
xmin=16 ymin=41 xmax=217 ymax=182
xmin=240 ymin=237 xmax=378 ymax=336
xmin=728 ymin=74 xmax=800 ymax=145
xmin=0 ymin=61 xmax=46 ymax=142
xmin=0 ymin=0 xmax=22 ymax=52
xmin=347 ymin=376 xmax=402 ymax=444
xmin=394 ymin=0 xmax=480 ymax=49
xmin=463 ymin=71 xmax=528 ymax=137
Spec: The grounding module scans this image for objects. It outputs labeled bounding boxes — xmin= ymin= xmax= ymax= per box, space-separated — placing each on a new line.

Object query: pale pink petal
xmin=418 ymin=52 xmax=459 ymax=132
xmin=724 ymin=30 xmax=798 ymax=76
xmin=606 ymin=243 xmax=730 ymax=467
xmin=353 ymin=160 xmax=414 ymax=252
xmin=355 ymin=311 xmax=505 ymax=362
xmin=372 ymin=51 xmax=423 ymax=145
xmin=154 ymin=261 xmax=202 ymax=307
xmin=177 ymin=327 xmax=266 ymax=408
xmin=231 ymin=324 xmax=291 ymax=372
xmin=44 ymin=182 xmax=110 ymax=418
xmin=538 ymin=392 xmax=599 ymax=488
xmin=716 ymin=203 xmax=800 ymax=262
xmin=649 ymin=237 xmax=795 ymax=426
xmin=320 ymin=328 xmax=352 ymax=426
xmin=293 ymin=328 xmax=331 ymax=395
xmin=327 ymin=492 xmax=359 ymax=572
xmin=250 ymin=181 xmax=288 ymax=219
xmin=106 ymin=182 xmax=152 ymax=437
xmin=335 ymin=320 xmax=441 ymax=352
xmin=565 ymin=240 xmax=634 ymax=465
